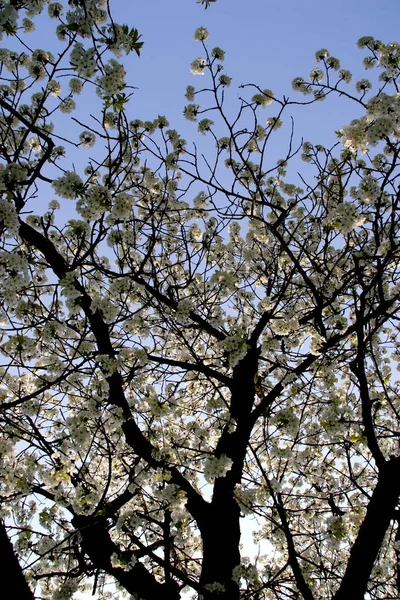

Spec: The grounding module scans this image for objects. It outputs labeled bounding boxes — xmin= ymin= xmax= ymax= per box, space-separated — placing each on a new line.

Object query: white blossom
xmin=190 ymin=57 xmax=207 ymax=75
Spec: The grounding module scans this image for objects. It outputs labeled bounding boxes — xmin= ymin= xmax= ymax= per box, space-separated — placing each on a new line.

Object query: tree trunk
xmin=199 ymin=495 xmax=241 ymax=599
xmin=0 ymin=520 xmax=35 ymax=600
xmin=333 ymin=457 xmax=400 ymax=600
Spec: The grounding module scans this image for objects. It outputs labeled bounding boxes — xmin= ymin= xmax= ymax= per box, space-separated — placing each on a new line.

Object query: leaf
xmin=127 ymin=27 xmax=144 ymax=56
xmin=104 ymin=93 xmax=129 ymax=112
xmin=196 ymin=0 xmax=217 ymax=8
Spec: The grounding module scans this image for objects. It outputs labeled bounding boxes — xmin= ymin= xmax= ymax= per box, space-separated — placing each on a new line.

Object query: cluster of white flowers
xmin=47 ymin=79 xmax=61 ymax=96
xmin=0 ymin=3 xmax=18 ymax=40
xmin=79 ymin=130 xmax=96 ymax=148
xmin=210 ymin=270 xmax=238 ymax=290
xmin=351 ymin=175 xmax=381 ymax=204
xmin=270 ymin=315 xmax=299 ymax=336
xmin=90 ymin=296 xmax=119 ymax=323
xmin=104 ymin=24 xmax=133 ymax=57
xmin=339 ymin=60 xmax=400 ymax=152
xmin=308 ymin=330 xmax=327 ymax=356
xmin=190 ymin=57 xmax=207 ymax=75
xmin=327 ymin=515 xmax=347 ymax=541
xmin=59 ymin=272 xmax=81 ymax=316
xmin=154 ymin=483 xmax=187 ymax=510
xmin=26 ymin=59 xmax=46 ymax=80
xmin=76 ymin=184 xmax=111 ymax=220
xmin=185 ymin=85 xmax=196 ymax=101
xmin=269 ymin=477 xmax=282 ymax=493
xmin=291 ymin=77 xmax=311 ymax=94
xmin=232 ymin=562 xmax=260 ymax=586
xmin=70 ymin=43 xmax=97 ymax=78
xmin=218 ymin=333 xmax=249 ymax=368
xmin=368 ymin=116 xmax=394 ymax=144
xmin=266 ymin=116 xmax=283 ymax=129
xmin=355 ymin=78 xmax=372 ymax=93
xmin=315 ymin=48 xmax=330 ymax=61
xmin=234 ymin=485 xmax=259 ymax=515
xmin=96 ymin=59 xmax=126 ymax=97
xmin=2 ymin=333 xmax=38 ymax=362
xmin=219 ymin=74 xmax=231 ymax=86
xmin=51 ymin=579 xmax=79 ymax=600
xmin=367 ymin=92 xmax=399 ymax=119
xmin=366 ymin=93 xmax=400 ymax=143
xmin=203 ymin=582 xmax=226 ymax=595
xmin=0 ymin=196 xmax=19 ymax=237
xmin=319 ymin=403 xmax=346 ymax=436
xmin=246 ymin=139 xmax=259 ymax=153
xmin=188 ymin=223 xmax=203 ymax=242
xmin=184 ymin=103 xmax=200 ymax=121
xmin=194 ymin=26 xmax=209 ymax=41
xmin=69 ymin=77 xmax=83 ymax=94
xmin=130 ymin=348 xmax=148 ymax=366
xmin=106 ymin=192 xmax=133 ymax=223
xmin=340 ymin=117 xmax=369 ymax=153
xmin=193 ymin=190 xmax=209 ymax=209
xmin=102 ymin=111 xmax=118 ymax=129
xmin=59 ymin=97 xmax=76 ymax=113
xmin=164 ymin=151 xmax=178 ymax=169
xmin=251 ymin=89 xmax=274 ymax=107
xmin=272 ymin=407 xmax=300 ymax=435
xmin=32 ymin=47 xmax=54 ymax=64
xmin=22 ymin=17 xmax=34 ymax=33
xmin=145 ymin=388 xmax=168 ymax=417
xmin=211 ymin=46 xmax=225 ymax=60
xmin=110 ymin=552 xmax=137 ymax=572
xmin=198 ymin=118 xmax=214 ymax=134
xmin=175 ymin=299 xmax=193 ymax=322
xmin=0 ymin=250 xmax=29 ymax=305
xmin=310 ymin=67 xmax=324 ymax=82
xmin=204 ymin=454 xmax=233 ymax=482
xmin=52 ymin=171 xmax=84 ymax=199
xmin=325 ymin=200 xmax=366 ymax=234
xmin=0 ymin=49 xmax=22 ymax=72
xmin=48 ymin=2 xmax=63 ymax=19
xmin=24 ymin=0 xmax=46 ymax=17
xmin=379 ymin=41 xmax=400 ymax=78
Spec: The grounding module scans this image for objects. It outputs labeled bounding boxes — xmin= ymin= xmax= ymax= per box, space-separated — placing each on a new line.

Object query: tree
xmin=0 ymin=1 xmax=400 ymax=597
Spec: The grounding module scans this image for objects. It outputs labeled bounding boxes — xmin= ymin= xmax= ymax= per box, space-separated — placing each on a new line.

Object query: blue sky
xmin=16 ymin=0 xmax=400 ymax=180
xmin=110 ymin=0 xmax=400 ymax=137
xmin=80 ymin=0 xmax=399 ymax=192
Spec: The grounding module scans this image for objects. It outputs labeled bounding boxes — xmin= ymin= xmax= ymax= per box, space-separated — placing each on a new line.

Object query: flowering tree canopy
xmin=1 ymin=2 xmax=400 ymax=599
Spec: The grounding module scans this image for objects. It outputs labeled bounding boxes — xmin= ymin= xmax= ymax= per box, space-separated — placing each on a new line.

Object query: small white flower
xmin=79 ymin=131 xmax=96 ymax=148
xmin=69 ymin=78 xmax=84 ymax=94
xmin=194 ymin=26 xmax=209 ymax=41
xmin=59 ymin=97 xmax=76 ymax=113
xmin=185 ymin=85 xmax=195 ymax=101
xmin=184 ymin=104 xmax=200 ymax=122
xmin=48 ymin=80 xmax=61 ymax=96
xmin=190 ymin=57 xmax=207 ymax=75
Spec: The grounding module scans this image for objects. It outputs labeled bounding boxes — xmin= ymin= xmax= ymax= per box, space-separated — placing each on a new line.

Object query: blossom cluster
xmin=204 ymin=454 xmax=233 ymax=482
xmin=69 ymin=43 xmax=97 ymax=78
xmin=52 ymin=171 xmax=84 ymax=199
xmin=325 ymin=200 xmax=366 ymax=234
xmin=96 ymin=59 xmax=126 ymax=97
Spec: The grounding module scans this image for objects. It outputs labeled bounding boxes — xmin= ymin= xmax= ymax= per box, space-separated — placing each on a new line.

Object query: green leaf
xmin=104 ymin=93 xmax=129 ymax=112
xmin=127 ymin=27 xmax=144 ymax=56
